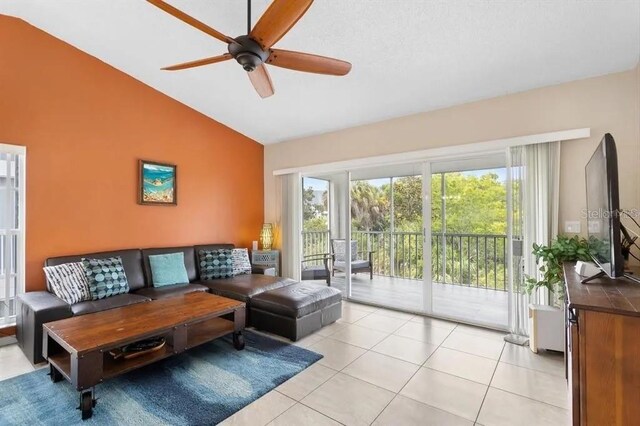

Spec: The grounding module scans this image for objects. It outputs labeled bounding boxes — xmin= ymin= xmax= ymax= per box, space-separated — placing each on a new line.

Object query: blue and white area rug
xmin=0 ymin=331 xmax=322 ymax=425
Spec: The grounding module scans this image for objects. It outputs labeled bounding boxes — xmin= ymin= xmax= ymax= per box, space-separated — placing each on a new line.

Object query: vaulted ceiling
xmin=2 ymin=1 xmax=639 ymax=144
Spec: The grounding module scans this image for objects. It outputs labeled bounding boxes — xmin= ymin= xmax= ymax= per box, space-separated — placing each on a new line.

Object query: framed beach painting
xmin=138 ymin=160 xmax=177 ymax=205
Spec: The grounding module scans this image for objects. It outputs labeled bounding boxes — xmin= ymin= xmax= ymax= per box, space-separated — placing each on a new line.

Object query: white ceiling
xmin=2 ymin=1 xmax=639 ymax=145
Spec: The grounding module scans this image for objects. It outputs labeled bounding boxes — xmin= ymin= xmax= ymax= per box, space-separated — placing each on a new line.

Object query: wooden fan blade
xmin=161 ymin=53 xmax=232 ymax=71
xmin=268 ymin=49 xmax=351 ymax=76
xmin=248 ymin=64 xmax=274 ymax=98
xmin=250 ymin=0 xmax=313 ymax=49
xmin=147 ymin=0 xmax=234 ymax=44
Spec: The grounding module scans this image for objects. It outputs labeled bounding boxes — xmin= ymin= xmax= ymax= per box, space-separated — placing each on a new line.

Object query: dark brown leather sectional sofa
xmin=16 ymin=243 xmax=342 ymax=364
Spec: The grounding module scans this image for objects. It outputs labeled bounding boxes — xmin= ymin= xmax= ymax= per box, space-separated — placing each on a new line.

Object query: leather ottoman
xmin=249 ymin=282 xmax=342 ymax=341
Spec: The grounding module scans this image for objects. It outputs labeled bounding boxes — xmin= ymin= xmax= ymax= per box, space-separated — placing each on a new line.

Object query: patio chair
xmin=301 ymin=253 xmax=331 ymax=285
xmin=331 ymin=239 xmax=374 ymax=279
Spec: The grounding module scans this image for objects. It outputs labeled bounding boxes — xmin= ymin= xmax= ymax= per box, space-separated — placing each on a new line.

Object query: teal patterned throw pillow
xmin=199 ymin=249 xmax=234 ymax=280
xmin=81 ymin=256 xmax=130 ymax=300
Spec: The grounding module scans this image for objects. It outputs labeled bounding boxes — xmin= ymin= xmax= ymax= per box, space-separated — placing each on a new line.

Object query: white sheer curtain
xmin=279 ymin=173 xmax=302 ymax=280
xmin=507 ymin=141 xmax=560 ymax=339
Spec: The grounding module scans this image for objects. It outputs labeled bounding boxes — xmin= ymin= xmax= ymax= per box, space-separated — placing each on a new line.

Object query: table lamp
xmin=260 ymin=223 xmax=273 ymax=250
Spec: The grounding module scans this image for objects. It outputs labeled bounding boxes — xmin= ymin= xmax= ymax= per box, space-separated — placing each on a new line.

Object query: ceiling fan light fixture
xmin=228 ymin=35 xmax=270 ymax=72
xmin=235 ymin=51 xmax=263 ymax=72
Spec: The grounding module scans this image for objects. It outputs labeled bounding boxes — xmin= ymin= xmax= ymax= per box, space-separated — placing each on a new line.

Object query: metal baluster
xmin=476 ymin=236 xmax=479 ymax=286
xmin=493 ymin=237 xmax=498 ymax=290
xmin=467 ymin=236 xmax=471 ymax=286
xmin=484 ymin=237 xmax=488 ymax=288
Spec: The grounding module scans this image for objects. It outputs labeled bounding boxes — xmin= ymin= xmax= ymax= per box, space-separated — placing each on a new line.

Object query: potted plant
xmin=525 ymin=235 xmax=592 ymax=353
xmin=526 ymin=235 xmax=592 ymax=305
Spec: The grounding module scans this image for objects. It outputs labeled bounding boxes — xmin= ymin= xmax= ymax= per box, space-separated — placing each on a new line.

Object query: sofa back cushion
xmin=141 ymin=246 xmax=197 ymax=286
xmin=46 ymin=249 xmax=146 ymax=291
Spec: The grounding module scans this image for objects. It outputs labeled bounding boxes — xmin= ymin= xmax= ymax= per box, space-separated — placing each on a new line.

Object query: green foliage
xmin=350 ymin=181 xmax=389 ymax=231
xmin=303 ymin=184 xmax=328 ymax=231
xmin=525 ymin=236 xmax=593 ymax=296
xmin=392 ymin=176 xmax=423 ymax=232
xmin=442 ymin=172 xmax=507 ymax=234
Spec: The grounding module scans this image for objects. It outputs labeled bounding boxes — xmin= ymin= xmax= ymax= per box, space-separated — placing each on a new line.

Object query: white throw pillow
xmin=232 ymin=248 xmax=252 ymax=276
xmin=43 ymin=262 xmax=92 ymax=304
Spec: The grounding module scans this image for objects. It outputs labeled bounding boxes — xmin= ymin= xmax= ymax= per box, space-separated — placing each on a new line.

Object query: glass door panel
xmin=429 ymin=158 xmax=509 ymax=328
xmin=302 ymin=177 xmax=330 ymax=261
xmin=348 ymin=173 xmax=424 ymax=312
xmin=301 ymin=173 xmax=351 ymax=297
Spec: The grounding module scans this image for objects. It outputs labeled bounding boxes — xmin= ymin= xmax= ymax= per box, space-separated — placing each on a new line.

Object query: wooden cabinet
xmin=564 ymin=263 xmax=640 ymax=426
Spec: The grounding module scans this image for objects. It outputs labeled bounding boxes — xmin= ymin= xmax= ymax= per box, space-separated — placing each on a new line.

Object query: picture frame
xmin=138 ymin=160 xmax=177 ymax=206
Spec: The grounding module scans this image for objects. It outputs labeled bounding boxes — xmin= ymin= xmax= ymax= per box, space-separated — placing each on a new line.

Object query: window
xmin=0 ymin=145 xmax=25 ymax=327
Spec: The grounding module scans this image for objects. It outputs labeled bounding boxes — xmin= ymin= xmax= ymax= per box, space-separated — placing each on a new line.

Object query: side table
xmin=252 ymin=250 xmax=280 ymax=276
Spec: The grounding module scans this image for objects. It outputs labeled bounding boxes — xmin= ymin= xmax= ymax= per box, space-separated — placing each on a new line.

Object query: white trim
xmin=505 ymin=147 xmax=514 ymax=332
xmin=0 ymin=148 xmax=25 ymax=327
xmin=422 ymin=161 xmax=433 ymax=314
xmin=273 ymin=128 xmax=590 ymax=176
xmin=0 ymin=144 xmax=26 ymax=156
xmin=344 ymin=172 xmax=352 ymax=297
xmin=18 ymin=153 xmax=26 ymax=297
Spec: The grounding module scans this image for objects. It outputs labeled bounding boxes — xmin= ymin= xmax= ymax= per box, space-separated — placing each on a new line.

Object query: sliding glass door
xmin=428 ymin=156 xmax=509 ymax=328
xmin=345 ymin=165 xmax=426 ymax=311
xmin=298 ymin=155 xmax=511 ymax=329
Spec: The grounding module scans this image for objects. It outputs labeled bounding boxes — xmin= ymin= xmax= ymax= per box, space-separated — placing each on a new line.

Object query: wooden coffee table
xmin=42 ymin=292 xmax=245 ymax=420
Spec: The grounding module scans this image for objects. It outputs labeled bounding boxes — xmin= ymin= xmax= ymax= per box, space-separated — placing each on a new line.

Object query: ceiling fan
xmin=147 ymin=0 xmax=352 ymax=98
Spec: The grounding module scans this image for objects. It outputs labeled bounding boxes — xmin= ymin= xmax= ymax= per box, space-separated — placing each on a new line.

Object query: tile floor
xmin=0 ymin=301 xmax=569 ymax=425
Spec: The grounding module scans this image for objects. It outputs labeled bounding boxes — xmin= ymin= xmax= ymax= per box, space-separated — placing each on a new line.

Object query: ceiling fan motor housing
xmin=229 ymin=35 xmax=270 ymax=72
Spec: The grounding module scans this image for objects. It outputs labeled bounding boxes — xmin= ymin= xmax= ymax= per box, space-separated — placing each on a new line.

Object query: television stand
xmin=624 ymin=272 xmax=640 ymax=284
xmin=580 ymin=270 xmax=640 ymax=284
xmin=580 ymin=271 xmax=606 ymax=284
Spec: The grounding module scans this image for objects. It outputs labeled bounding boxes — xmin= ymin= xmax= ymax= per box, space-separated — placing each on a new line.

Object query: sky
xmin=303 ymin=168 xmax=507 ymax=190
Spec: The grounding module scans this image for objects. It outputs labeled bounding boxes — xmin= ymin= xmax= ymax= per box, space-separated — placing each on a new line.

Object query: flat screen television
xmin=584 ymin=133 xmax=624 ymax=280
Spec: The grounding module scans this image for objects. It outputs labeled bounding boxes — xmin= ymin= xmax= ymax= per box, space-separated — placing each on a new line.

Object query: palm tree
xmin=350 ymin=182 xmax=388 ymax=231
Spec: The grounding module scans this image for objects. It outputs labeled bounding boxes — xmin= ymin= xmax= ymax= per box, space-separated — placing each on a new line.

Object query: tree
xmin=350 ymin=181 xmax=389 ymax=231
xmin=440 ymin=172 xmax=506 ymax=234
xmin=392 ymin=176 xmax=424 ymax=232
xmin=303 ymin=186 xmax=328 ymax=231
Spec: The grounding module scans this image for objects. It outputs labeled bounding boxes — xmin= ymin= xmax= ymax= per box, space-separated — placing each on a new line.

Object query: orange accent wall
xmin=0 ymin=16 xmax=264 ymax=292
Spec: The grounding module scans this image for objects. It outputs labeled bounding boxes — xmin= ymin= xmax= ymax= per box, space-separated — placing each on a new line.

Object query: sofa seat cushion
xmin=134 ymin=283 xmax=208 ymax=300
xmin=71 ymin=293 xmax=151 ymax=316
xmin=251 ymin=282 xmax=342 ymax=318
xmin=334 ymin=260 xmax=370 ymax=270
xmin=202 ymin=274 xmax=296 ymax=302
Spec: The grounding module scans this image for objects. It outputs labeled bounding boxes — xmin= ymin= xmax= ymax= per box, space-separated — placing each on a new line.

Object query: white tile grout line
xmin=473 ymin=340 xmax=507 ymax=424
xmin=285 ymin=310 xmax=417 ymax=425
xmin=368 ymin=321 xmax=460 ymax=425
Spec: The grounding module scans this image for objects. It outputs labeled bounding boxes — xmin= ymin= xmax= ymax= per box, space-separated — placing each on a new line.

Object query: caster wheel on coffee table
xmin=233 ymin=331 xmax=245 ymax=350
xmin=49 ymin=364 xmax=63 ymax=383
xmin=78 ymin=388 xmax=96 ymax=420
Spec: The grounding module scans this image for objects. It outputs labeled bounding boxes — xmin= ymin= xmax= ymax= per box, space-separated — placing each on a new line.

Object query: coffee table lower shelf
xmin=43 ymin=297 xmax=245 ymax=420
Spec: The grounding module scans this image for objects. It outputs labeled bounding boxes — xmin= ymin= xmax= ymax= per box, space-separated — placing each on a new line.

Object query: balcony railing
xmin=302 ymin=230 xmax=508 ymax=291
